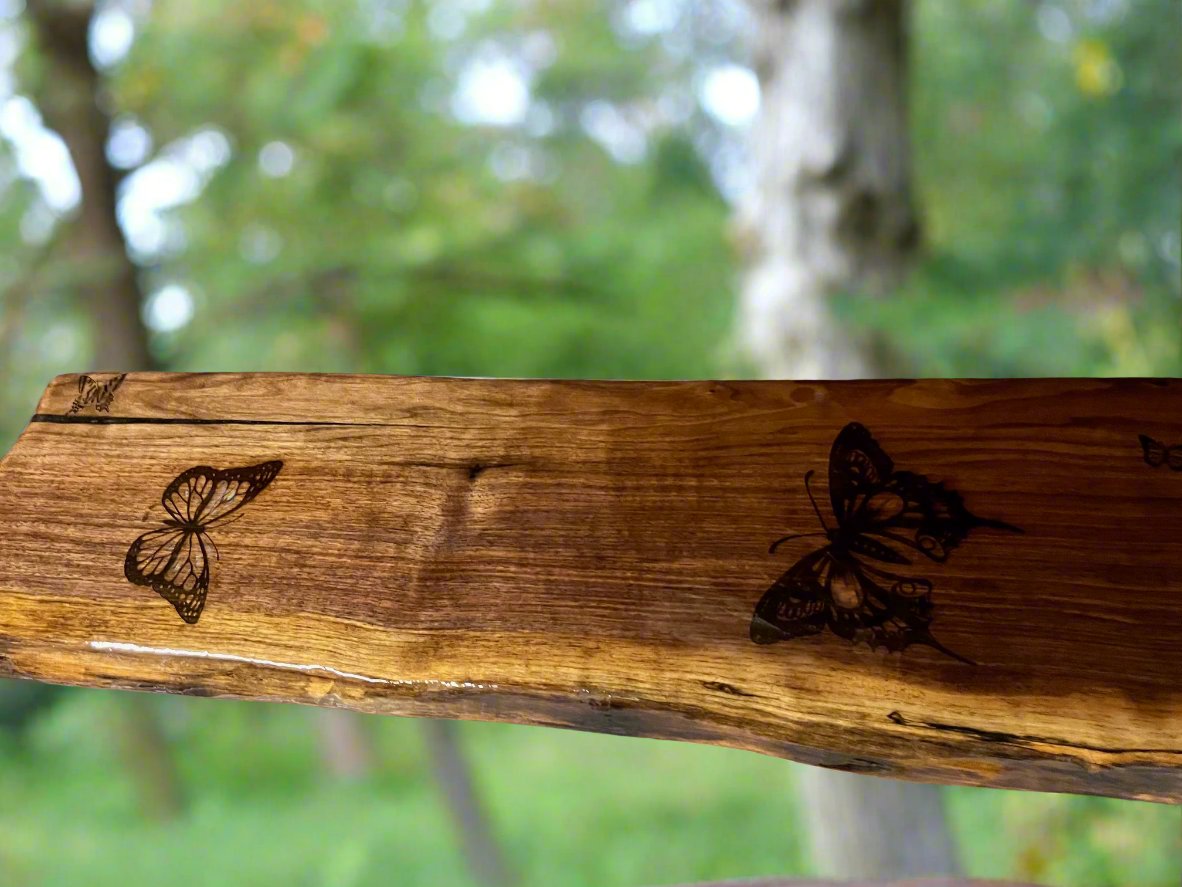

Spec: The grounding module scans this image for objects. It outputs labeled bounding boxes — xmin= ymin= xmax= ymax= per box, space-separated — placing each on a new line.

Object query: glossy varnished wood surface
xmin=0 ymin=373 xmax=1180 ymax=802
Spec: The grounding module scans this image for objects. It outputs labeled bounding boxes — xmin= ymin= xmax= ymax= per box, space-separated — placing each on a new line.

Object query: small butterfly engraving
xmin=1139 ymin=435 xmax=1182 ymax=471
xmin=68 ymin=373 xmax=126 ymax=415
xmin=125 ymin=461 xmax=283 ymax=624
xmin=751 ymin=422 xmax=1020 ymax=664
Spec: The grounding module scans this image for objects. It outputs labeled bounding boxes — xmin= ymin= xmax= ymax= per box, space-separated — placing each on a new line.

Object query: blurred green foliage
xmin=0 ymin=0 xmax=1179 ymax=884
xmin=859 ymin=0 xmax=1181 ymax=378
xmin=0 ymin=694 xmax=1177 ymax=887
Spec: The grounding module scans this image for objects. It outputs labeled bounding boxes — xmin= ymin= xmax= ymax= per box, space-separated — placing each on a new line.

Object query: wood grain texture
xmin=1 ymin=373 xmax=1181 ymax=803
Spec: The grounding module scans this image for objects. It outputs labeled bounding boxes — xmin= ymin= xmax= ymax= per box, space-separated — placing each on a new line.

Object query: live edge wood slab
xmin=1 ymin=374 xmax=1180 ymax=803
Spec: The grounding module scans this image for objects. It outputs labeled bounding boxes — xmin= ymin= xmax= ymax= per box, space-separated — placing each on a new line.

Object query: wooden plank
xmin=1 ymin=373 xmax=1180 ymax=803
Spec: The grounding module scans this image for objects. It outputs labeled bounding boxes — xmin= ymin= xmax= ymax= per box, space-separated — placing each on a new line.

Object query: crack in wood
xmin=887 ymin=711 xmax=1182 ymax=758
xmin=31 ymin=413 xmax=427 ymax=429
xmin=701 ymin=680 xmax=759 ymax=698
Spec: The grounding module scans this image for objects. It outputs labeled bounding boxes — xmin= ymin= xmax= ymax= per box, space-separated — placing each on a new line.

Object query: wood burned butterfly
xmin=750 ymin=422 xmax=1020 ymax=664
xmin=68 ymin=373 xmax=126 ymax=415
xmin=1139 ymin=434 xmax=1182 ymax=471
xmin=125 ymin=461 xmax=283 ymax=624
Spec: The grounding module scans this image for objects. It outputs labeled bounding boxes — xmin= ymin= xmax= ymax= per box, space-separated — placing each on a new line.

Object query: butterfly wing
xmin=1140 ymin=434 xmax=1167 ymax=467
xmin=827 ymin=423 xmax=1018 ymax=563
xmin=69 ymin=375 xmax=96 ymax=414
xmin=865 ymin=470 xmax=1019 ymax=562
xmin=861 ymin=575 xmax=975 ymax=665
xmin=752 ymin=542 xmax=973 ymax=662
xmin=95 ymin=373 xmax=125 ymax=411
xmin=161 ymin=461 xmax=283 ymax=526
xmin=751 ymin=548 xmax=832 ymax=644
xmin=124 ymin=526 xmax=211 ymax=624
xmin=1141 ymin=434 xmax=1182 ymax=471
xmin=828 ymin=422 xmax=896 ymax=527
xmin=824 ymin=565 xmax=975 ymax=664
xmin=826 ymin=423 xmax=919 ymax=565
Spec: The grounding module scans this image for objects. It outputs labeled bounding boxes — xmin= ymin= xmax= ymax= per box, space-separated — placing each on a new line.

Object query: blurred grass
xmin=0 ymin=689 xmax=1175 ymax=886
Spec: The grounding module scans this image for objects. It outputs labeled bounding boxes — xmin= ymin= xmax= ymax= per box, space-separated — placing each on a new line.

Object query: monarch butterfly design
xmin=68 ymin=373 xmax=126 ymax=415
xmin=1139 ymin=434 xmax=1182 ymax=471
xmin=750 ymin=423 xmax=1021 ymax=665
xmin=124 ymin=461 xmax=283 ymax=624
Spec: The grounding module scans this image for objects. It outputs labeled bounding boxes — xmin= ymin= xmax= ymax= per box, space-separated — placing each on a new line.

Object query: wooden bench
xmin=0 ymin=373 xmax=1177 ymax=879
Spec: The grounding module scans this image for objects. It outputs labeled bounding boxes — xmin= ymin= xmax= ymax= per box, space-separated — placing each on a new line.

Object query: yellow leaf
xmin=1073 ymin=38 xmax=1121 ymax=98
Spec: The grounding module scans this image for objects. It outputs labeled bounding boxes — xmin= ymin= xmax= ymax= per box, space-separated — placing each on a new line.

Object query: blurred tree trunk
xmin=26 ymin=0 xmax=183 ymax=821
xmin=736 ymin=0 xmax=918 ymax=378
xmin=109 ymin=695 xmax=186 ymax=820
xmin=315 ymin=708 xmax=377 ymax=781
xmin=26 ymin=0 xmax=151 ymax=370
xmin=422 ymin=719 xmax=516 ymax=887
xmin=27 ymin=0 xmax=376 ymax=796
xmin=736 ymin=0 xmax=960 ymax=879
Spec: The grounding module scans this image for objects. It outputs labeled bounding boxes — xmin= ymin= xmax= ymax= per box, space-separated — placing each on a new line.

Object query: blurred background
xmin=0 ymin=0 xmax=1178 ymax=884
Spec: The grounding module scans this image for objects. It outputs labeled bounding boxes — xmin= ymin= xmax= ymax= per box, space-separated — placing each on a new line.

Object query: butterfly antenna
xmin=803 ymin=470 xmax=831 ymax=533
